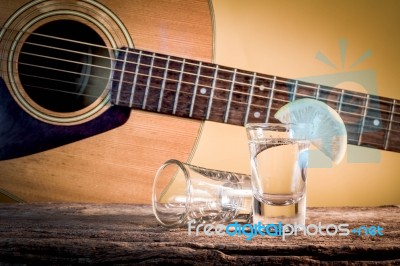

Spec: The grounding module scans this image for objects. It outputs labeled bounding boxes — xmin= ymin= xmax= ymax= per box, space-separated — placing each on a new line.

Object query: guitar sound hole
xmin=18 ymin=20 xmax=111 ymax=113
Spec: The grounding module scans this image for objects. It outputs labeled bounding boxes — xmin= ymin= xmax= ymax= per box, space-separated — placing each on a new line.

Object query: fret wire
xmin=14 ymin=37 xmax=285 ymax=93
xmin=129 ymin=50 xmax=142 ymax=107
xmin=122 ymin=55 xmax=275 ymax=88
xmin=9 ymin=49 xmax=396 ymax=108
xmin=206 ymin=65 xmax=219 ymax=120
xmin=114 ymin=65 xmax=269 ymax=103
xmin=291 ymin=80 xmax=299 ymax=101
xmin=338 ymin=89 xmax=345 ymax=113
xmin=125 ymin=94 xmax=400 ymax=138
xmin=190 ymin=61 xmax=202 ymax=117
xmin=21 ymin=37 xmax=235 ymax=82
xmin=142 ymin=52 xmax=155 ymax=109
xmin=130 ymin=58 xmax=271 ymax=91
xmin=128 ymin=50 xmax=276 ymax=82
xmin=128 ymin=55 xmax=360 ymax=104
xmin=358 ymin=94 xmax=370 ymax=146
xmin=15 ymin=34 xmax=369 ymax=112
xmin=19 ymin=61 xmax=400 ymax=131
xmin=7 ymin=32 xmax=400 ymax=146
xmin=8 ymin=42 xmax=400 ymax=120
xmin=12 ymin=58 xmax=397 ymax=117
xmin=224 ymin=68 xmax=237 ymax=123
xmin=22 ymin=34 xmax=262 ymax=82
xmin=12 ymin=37 xmax=394 ymax=107
xmin=173 ymin=58 xmax=185 ymax=115
xmin=337 ymin=99 xmax=390 ymax=114
xmin=127 ymin=50 xmax=385 ymax=103
xmin=14 ymin=33 xmax=358 ymax=100
xmin=157 ymin=55 xmax=170 ymax=112
xmin=113 ymin=78 xmax=399 ymax=133
xmin=14 ymin=65 xmax=399 ymax=124
xmin=19 ymin=47 xmax=281 ymax=108
xmin=315 ymin=84 xmax=321 ymax=100
xmin=130 ymin=81 xmax=399 ymax=125
xmin=384 ymin=99 xmax=396 ymax=150
xmin=244 ymin=72 xmax=257 ymax=125
xmin=191 ymin=86 xmax=399 ymax=126
xmin=20 ymin=33 xmax=191 ymax=70
xmin=120 ymin=62 xmax=393 ymax=116
xmin=115 ymin=49 xmax=129 ymax=105
xmin=265 ymin=76 xmax=277 ymax=123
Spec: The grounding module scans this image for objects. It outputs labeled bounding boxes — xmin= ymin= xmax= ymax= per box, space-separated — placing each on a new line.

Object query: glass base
xmin=252 ymin=195 xmax=306 ymax=228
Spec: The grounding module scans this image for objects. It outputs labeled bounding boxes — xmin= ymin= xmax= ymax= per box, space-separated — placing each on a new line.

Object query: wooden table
xmin=0 ymin=203 xmax=398 ymax=265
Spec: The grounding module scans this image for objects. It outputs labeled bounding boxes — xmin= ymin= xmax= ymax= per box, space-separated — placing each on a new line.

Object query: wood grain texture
xmin=0 ymin=0 xmax=213 ymax=203
xmin=0 ymin=203 xmax=398 ymax=264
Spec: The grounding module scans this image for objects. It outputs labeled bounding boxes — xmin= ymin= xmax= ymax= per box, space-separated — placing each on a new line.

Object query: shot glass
xmin=246 ymin=123 xmax=310 ymax=227
xmin=152 ymin=159 xmax=252 ymax=228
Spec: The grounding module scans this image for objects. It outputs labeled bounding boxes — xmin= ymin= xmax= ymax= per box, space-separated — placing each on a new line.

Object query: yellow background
xmin=190 ymin=0 xmax=400 ymax=206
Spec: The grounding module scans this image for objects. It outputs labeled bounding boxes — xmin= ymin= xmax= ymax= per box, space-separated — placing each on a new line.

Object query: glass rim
xmin=152 ymin=159 xmax=191 ymax=228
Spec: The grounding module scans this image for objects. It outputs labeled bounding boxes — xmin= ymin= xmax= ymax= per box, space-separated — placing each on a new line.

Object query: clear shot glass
xmin=152 ymin=159 xmax=252 ymax=228
xmin=246 ymin=123 xmax=310 ymax=227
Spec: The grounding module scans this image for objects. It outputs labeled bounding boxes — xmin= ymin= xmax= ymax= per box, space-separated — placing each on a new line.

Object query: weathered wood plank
xmin=0 ymin=204 xmax=399 ymax=264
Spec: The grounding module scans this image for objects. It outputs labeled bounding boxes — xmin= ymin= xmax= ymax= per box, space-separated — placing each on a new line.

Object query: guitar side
xmin=0 ymin=0 xmax=213 ymax=203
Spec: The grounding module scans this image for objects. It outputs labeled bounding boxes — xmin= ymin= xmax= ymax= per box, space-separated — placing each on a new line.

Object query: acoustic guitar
xmin=0 ymin=0 xmax=399 ymax=205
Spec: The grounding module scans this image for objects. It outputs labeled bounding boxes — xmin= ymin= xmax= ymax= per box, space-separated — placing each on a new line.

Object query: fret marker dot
xmin=254 ymin=111 xmax=261 ymax=118
xmin=259 ymin=85 xmax=265 ymax=91
xmin=200 ymin=88 xmax=207 ymax=94
xmin=373 ymin=119 xmax=380 ymax=126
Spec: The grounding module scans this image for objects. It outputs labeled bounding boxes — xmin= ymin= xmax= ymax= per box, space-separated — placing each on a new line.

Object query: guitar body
xmin=0 ymin=0 xmax=399 ymax=206
xmin=0 ymin=0 xmax=212 ymax=202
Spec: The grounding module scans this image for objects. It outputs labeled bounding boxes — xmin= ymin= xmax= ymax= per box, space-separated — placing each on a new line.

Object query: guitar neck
xmin=111 ymin=47 xmax=400 ymax=153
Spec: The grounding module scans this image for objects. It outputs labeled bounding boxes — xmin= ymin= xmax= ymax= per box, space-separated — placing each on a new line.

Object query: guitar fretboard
xmin=111 ymin=48 xmax=400 ymax=153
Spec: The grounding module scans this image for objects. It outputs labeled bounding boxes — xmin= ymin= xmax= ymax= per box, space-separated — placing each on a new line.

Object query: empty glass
xmin=152 ymin=159 xmax=252 ymax=227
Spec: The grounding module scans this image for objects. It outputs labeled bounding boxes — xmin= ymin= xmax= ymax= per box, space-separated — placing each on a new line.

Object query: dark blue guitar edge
xmin=0 ymin=78 xmax=131 ymax=160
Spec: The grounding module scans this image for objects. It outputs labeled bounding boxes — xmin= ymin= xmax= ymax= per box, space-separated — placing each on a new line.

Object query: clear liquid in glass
xmin=249 ymin=138 xmax=309 ymax=226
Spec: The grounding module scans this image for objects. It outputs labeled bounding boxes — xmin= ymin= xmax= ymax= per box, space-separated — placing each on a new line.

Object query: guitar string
xmin=3 ymin=30 xmax=396 ymax=121
xmin=2 ymin=65 xmax=399 ymax=129
xmin=2 ymin=52 xmax=384 ymax=118
xmin=3 ymin=52 xmax=396 ymax=128
xmin=4 ymin=29 xmax=393 ymax=105
xmin=1 ymin=30 xmax=399 ymax=125
xmin=2 ymin=49 xmax=396 ymax=120
xmin=3 ymin=26 xmax=399 ymax=120
xmin=115 ymin=91 xmax=397 ymax=139
xmin=4 ymin=73 xmax=400 ymax=142
xmin=4 ymin=72 xmax=398 ymax=128
xmin=5 ymin=71 xmax=400 ymax=136
xmin=1 ymin=29 xmax=398 ymax=146
xmin=20 ymin=39 xmax=397 ymax=116
xmin=27 ymin=43 xmax=393 ymax=108
xmin=114 ymin=97 xmax=400 ymax=141
xmin=3 ymin=66 xmax=398 ymax=129
xmin=18 ymin=42 xmax=323 ymax=98
xmin=3 ymin=73 xmax=310 ymax=116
